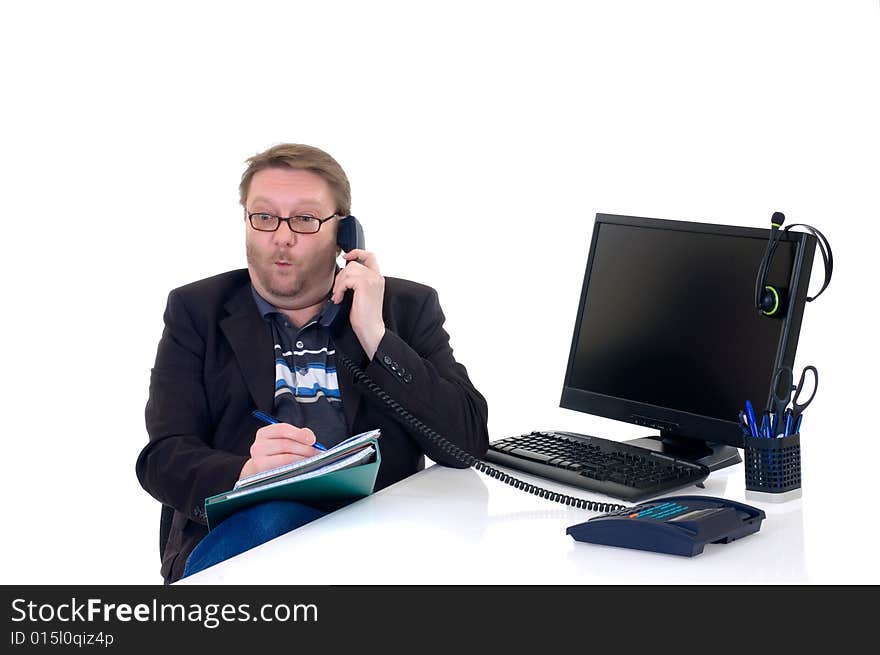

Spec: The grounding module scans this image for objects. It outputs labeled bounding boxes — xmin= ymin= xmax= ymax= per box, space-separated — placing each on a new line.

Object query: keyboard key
xmin=510 ymin=448 xmax=555 ymax=463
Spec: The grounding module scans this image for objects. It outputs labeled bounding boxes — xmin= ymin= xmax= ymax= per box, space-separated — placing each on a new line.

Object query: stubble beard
xmin=246 ymin=241 xmax=335 ymax=307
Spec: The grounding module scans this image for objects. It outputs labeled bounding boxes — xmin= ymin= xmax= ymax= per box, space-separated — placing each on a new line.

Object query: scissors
xmin=770 ymin=365 xmax=818 ymax=436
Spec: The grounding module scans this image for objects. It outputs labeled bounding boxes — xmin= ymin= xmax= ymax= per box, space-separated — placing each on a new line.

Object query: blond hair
xmin=239 ymin=143 xmax=351 ymax=215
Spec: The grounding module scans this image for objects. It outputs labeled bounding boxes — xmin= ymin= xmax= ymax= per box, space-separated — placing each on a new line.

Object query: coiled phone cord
xmin=338 ymin=351 xmax=628 ymax=514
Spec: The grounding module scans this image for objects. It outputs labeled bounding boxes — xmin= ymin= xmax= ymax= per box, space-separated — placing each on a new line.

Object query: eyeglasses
xmin=247 ymin=212 xmax=339 ymax=234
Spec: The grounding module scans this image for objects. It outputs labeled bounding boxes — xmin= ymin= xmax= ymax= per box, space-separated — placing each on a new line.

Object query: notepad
xmin=233 ymin=428 xmax=381 ymax=490
xmin=204 ymin=428 xmax=382 ymax=530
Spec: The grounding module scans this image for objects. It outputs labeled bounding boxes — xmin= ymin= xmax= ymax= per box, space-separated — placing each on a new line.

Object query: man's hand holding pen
xmin=331 ymin=248 xmax=386 ymax=361
xmin=240 ymin=411 xmax=328 ymax=480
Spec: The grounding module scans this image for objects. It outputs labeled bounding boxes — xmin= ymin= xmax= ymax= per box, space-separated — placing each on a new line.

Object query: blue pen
xmin=783 ymin=409 xmax=794 ymax=437
xmin=759 ymin=413 xmax=770 ymax=439
xmin=794 ymin=414 xmax=803 ymax=434
xmin=745 ymin=400 xmax=759 ymax=438
xmin=250 ymin=410 xmax=328 ymax=451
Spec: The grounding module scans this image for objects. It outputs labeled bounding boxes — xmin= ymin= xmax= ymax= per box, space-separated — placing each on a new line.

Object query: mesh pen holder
xmin=744 ymin=433 xmax=802 ymax=503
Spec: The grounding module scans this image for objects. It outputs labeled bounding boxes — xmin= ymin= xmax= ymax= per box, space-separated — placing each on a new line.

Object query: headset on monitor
xmin=755 ymin=211 xmax=833 ymax=317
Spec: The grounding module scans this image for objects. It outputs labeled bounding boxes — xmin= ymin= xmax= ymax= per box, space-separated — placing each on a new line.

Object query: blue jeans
xmin=182 ymin=500 xmax=326 ymax=578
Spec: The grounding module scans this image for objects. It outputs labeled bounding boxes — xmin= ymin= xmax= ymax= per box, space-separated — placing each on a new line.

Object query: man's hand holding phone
xmin=332 ymin=248 xmax=386 ymax=359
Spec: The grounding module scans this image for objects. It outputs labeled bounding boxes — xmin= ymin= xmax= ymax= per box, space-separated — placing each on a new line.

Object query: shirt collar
xmin=250 ymin=284 xmax=334 ymax=329
xmin=250 ymin=285 xmax=279 ymax=320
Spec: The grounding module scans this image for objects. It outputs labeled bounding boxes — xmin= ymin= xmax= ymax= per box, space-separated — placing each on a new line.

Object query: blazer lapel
xmin=331 ymin=295 xmax=368 ymax=433
xmin=220 ymin=283 xmax=275 ymax=414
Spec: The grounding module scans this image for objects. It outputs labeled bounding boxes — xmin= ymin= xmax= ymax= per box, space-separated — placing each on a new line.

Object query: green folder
xmin=205 ymin=435 xmax=381 ymax=531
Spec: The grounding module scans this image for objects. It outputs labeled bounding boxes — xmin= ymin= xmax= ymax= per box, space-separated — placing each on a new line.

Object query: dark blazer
xmin=136 ymin=269 xmax=489 ymax=583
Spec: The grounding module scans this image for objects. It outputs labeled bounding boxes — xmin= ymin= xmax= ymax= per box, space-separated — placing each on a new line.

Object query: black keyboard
xmin=485 ymin=430 xmax=710 ymax=502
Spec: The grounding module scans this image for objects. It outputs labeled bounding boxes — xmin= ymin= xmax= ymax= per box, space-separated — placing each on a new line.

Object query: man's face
xmin=245 ymin=167 xmax=339 ymax=309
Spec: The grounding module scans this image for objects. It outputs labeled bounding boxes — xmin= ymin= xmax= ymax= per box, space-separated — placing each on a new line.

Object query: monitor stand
xmin=625 ymin=432 xmax=741 ymax=471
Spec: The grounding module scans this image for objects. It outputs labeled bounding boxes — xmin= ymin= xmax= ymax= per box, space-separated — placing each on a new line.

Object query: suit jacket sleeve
xmin=136 ymin=289 xmax=249 ymax=525
xmin=363 ymin=286 xmax=489 ymax=467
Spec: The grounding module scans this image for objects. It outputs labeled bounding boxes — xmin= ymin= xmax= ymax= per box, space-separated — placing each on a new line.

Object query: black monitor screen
xmin=563 ymin=215 xmax=811 ymax=450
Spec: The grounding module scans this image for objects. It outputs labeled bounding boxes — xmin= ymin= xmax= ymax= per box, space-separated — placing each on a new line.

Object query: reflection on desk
xmin=177 ymin=462 xmax=806 ymax=585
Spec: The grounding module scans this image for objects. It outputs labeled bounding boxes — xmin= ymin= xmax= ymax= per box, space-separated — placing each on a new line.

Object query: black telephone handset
xmin=337 ymin=214 xmax=366 ymax=254
xmin=319 ymin=215 xmax=366 ymax=329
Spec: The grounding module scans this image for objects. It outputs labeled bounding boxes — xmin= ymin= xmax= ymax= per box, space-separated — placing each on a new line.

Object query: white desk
xmin=178 ymin=459 xmax=831 ymax=585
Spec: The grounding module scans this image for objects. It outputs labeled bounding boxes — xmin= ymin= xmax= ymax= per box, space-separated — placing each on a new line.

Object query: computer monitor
xmin=560 ymin=214 xmax=816 ymax=470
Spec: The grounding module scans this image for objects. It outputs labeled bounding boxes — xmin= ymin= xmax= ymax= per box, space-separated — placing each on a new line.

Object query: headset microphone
xmin=755 ymin=212 xmax=786 ymax=316
xmin=754 ymin=211 xmax=833 ymax=317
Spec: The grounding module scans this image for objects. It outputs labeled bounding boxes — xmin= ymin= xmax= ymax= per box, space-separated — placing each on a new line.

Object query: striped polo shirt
xmin=251 ymin=286 xmax=350 ymax=448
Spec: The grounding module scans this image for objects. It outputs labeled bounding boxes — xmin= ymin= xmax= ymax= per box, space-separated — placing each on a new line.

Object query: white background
xmin=1 ymin=1 xmax=877 ymax=584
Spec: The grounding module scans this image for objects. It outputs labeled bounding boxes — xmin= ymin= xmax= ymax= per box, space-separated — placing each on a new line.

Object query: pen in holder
xmin=744 ymin=433 xmax=802 ymax=503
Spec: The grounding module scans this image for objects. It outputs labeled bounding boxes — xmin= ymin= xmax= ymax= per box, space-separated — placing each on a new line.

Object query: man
xmin=136 ymin=144 xmax=489 ymax=584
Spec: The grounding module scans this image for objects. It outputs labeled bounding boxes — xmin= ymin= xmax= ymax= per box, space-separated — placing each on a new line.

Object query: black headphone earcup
xmin=760 ymin=285 xmax=784 ymax=316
